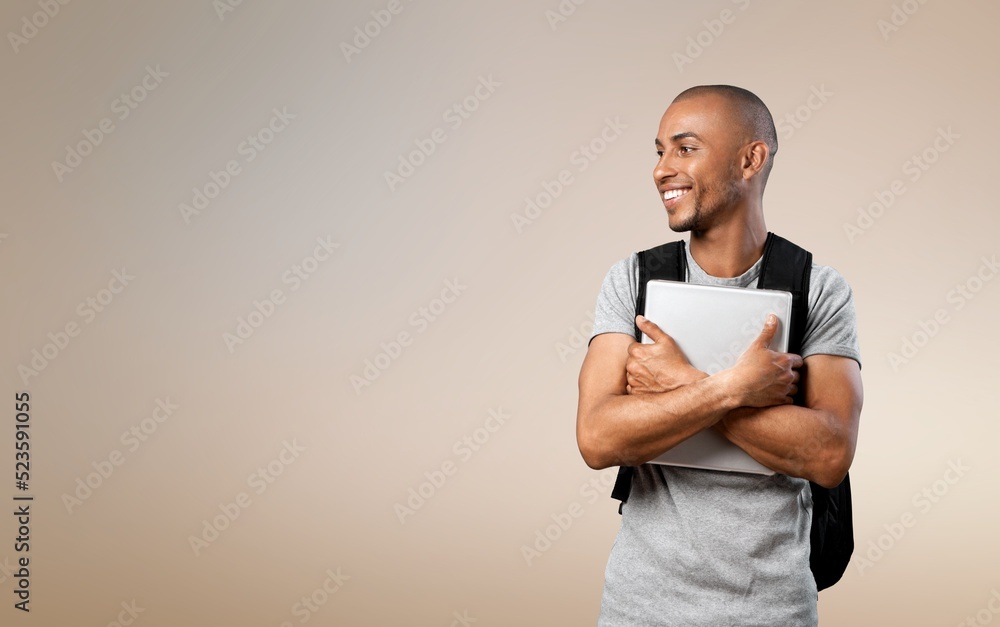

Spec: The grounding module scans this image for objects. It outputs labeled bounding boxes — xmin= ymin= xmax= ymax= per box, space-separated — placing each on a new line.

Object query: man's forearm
xmin=713 ymin=404 xmax=850 ymax=486
xmin=582 ymin=373 xmax=742 ymax=468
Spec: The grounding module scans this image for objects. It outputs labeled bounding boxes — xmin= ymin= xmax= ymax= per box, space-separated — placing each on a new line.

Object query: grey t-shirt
xmin=590 ymin=242 xmax=861 ymax=627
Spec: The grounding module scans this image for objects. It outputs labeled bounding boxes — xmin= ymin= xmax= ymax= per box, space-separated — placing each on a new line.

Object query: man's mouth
xmin=662 ymin=187 xmax=691 ymax=206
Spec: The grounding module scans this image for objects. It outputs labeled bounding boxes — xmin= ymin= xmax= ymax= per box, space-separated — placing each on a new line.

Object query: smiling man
xmin=576 ymin=85 xmax=863 ymax=626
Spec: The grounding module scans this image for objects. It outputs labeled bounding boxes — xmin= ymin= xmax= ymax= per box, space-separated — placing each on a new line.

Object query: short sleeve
xmin=588 ymin=253 xmax=639 ymax=346
xmin=800 ymin=264 xmax=862 ymax=368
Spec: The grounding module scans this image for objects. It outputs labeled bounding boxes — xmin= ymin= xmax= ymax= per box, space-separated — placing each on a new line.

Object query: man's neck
xmin=688 ymin=216 xmax=768 ymax=279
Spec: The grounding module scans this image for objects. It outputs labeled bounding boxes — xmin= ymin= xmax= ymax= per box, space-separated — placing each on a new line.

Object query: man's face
xmin=653 ymin=94 xmax=747 ymax=233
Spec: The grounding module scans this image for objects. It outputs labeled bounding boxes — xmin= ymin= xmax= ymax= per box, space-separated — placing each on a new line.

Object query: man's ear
xmin=741 ymin=141 xmax=769 ymax=180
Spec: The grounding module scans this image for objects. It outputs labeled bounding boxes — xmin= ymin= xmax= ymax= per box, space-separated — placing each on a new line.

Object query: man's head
xmin=654 ymin=85 xmax=778 ymax=233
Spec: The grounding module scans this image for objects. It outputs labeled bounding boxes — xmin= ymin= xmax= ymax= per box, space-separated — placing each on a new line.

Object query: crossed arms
xmin=575 ymin=314 xmax=863 ymax=488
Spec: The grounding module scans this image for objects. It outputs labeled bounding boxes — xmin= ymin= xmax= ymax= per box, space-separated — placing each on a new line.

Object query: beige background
xmin=1 ymin=0 xmax=998 ymax=624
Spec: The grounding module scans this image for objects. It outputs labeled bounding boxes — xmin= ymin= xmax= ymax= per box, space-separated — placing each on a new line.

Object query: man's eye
xmin=679 ymin=146 xmax=694 ymax=154
xmin=655 ymin=150 xmax=664 ymax=158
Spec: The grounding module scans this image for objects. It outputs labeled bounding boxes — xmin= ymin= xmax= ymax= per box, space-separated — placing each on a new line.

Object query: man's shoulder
xmin=591 ymin=252 xmax=641 ymax=340
xmin=801 ymin=258 xmax=861 ymax=365
xmin=769 ymin=231 xmax=853 ymax=296
xmin=602 ymin=251 xmax=640 ymax=287
xmin=807 ymin=260 xmax=855 ymax=301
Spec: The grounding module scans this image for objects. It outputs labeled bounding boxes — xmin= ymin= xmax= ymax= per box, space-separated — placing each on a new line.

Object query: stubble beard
xmin=668 ymin=173 xmax=744 ymax=233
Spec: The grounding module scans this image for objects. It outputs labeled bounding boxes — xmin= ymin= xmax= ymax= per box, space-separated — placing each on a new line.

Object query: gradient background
xmin=2 ymin=1 xmax=998 ymax=625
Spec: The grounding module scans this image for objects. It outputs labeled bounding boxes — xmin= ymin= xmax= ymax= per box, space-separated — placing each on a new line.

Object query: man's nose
xmin=653 ymin=155 xmax=678 ymax=182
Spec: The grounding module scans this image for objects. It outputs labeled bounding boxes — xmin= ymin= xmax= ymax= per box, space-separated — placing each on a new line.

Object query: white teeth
xmin=663 ymin=188 xmax=690 ymax=200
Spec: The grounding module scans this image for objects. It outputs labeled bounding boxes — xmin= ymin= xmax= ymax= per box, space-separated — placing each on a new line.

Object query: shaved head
xmin=672 ymin=85 xmax=778 ymax=187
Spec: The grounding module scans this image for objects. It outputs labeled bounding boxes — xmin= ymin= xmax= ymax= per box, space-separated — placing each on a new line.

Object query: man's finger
xmin=636 ymin=314 xmax=669 ymax=343
xmin=754 ymin=313 xmax=778 ymax=348
xmin=789 ymin=353 xmax=804 ymax=369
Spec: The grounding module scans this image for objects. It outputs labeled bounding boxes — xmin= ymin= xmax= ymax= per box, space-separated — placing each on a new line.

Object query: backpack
xmin=609 ymin=231 xmax=854 ymax=592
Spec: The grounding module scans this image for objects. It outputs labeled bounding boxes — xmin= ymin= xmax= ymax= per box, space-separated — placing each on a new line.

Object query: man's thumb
xmin=636 ymin=314 xmax=668 ymax=343
xmin=756 ymin=314 xmax=777 ymax=348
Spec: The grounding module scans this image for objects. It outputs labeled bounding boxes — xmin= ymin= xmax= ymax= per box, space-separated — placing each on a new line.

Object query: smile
xmin=662 ymin=188 xmax=691 ymax=205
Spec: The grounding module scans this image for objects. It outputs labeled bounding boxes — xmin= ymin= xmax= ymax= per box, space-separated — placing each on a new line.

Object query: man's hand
xmin=724 ymin=314 xmax=803 ymax=408
xmin=625 ymin=315 xmax=707 ymax=395
xmin=576 ymin=312 xmax=853 ymax=477
xmin=713 ymin=352 xmax=862 ymax=488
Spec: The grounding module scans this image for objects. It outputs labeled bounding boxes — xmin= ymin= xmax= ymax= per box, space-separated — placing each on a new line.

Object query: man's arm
xmin=712 ymin=354 xmax=863 ymax=488
xmin=575 ymin=315 xmax=800 ymax=470
xmin=620 ymin=314 xmax=859 ymax=486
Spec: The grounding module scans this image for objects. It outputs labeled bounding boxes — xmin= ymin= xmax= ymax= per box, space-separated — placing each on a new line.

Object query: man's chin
xmin=665 ymin=202 xmax=701 ymax=232
xmin=666 ymin=213 xmax=695 ymax=233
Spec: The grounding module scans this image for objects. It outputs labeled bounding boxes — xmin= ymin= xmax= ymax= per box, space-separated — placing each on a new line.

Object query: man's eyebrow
xmin=654 ymin=132 xmax=702 ymax=147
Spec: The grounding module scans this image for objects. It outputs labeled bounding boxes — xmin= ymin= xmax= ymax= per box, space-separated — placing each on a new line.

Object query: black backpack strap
xmin=611 ymin=240 xmax=687 ymax=513
xmin=632 ymin=240 xmax=688 ymax=340
xmin=756 ymin=232 xmax=812 ymax=357
xmin=757 ymin=233 xmax=854 ymax=591
xmin=756 ymin=232 xmax=812 ymax=407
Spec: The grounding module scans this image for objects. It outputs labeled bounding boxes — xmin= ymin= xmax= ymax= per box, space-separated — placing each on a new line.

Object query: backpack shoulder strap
xmin=611 ymin=240 xmax=687 ymax=511
xmin=756 ymin=234 xmax=854 ymax=591
xmin=756 ymin=232 xmax=812 ymax=357
xmin=633 ymin=239 xmax=688 ymax=339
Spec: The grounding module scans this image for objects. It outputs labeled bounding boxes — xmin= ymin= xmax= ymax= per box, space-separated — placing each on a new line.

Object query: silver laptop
xmin=640 ymin=280 xmax=792 ymax=475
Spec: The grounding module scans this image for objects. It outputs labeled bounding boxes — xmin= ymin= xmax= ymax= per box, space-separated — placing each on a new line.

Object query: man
xmin=576 ymin=85 xmax=863 ymax=626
